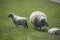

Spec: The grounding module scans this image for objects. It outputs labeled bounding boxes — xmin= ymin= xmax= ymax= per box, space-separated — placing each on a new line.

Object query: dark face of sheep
xmin=41 ymin=19 xmax=49 ymax=26
xmin=8 ymin=13 xmax=14 ymax=18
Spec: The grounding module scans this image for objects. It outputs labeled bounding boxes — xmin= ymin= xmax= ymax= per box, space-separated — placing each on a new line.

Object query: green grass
xmin=0 ymin=0 xmax=60 ymax=40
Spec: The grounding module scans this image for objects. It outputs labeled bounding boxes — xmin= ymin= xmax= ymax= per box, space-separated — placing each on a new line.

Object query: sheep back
xmin=48 ymin=28 xmax=60 ymax=35
xmin=13 ymin=16 xmax=27 ymax=25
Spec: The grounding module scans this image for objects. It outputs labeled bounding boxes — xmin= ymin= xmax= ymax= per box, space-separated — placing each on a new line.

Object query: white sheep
xmin=30 ymin=11 xmax=49 ymax=30
xmin=48 ymin=28 xmax=60 ymax=35
xmin=8 ymin=13 xmax=28 ymax=29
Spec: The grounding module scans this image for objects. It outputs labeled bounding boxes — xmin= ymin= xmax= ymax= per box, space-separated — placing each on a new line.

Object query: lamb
xmin=48 ymin=28 xmax=60 ymax=35
xmin=8 ymin=13 xmax=28 ymax=29
xmin=30 ymin=11 xmax=49 ymax=30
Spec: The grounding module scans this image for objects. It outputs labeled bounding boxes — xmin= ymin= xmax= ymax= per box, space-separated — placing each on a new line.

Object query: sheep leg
xmin=14 ymin=23 xmax=18 ymax=27
xmin=34 ymin=27 xmax=39 ymax=30
xmin=40 ymin=27 xmax=41 ymax=30
xmin=13 ymin=21 xmax=18 ymax=26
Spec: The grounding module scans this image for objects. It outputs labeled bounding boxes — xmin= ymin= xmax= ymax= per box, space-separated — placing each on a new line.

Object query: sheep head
xmin=41 ymin=19 xmax=49 ymax=26
xmin=8 ymin=13 xmax=14 ymax=18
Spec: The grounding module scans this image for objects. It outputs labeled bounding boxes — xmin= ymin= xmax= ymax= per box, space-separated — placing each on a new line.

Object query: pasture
xmin=0 ymin=0 xmax=60 ymax=40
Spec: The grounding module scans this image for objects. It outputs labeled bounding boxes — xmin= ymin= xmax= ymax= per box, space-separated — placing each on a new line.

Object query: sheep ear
xmin=9 ymin=13 xmax=14 ymax=15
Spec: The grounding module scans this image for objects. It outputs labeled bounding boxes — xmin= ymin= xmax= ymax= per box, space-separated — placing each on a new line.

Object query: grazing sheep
xmin=48 ymin=28 xmax=60 ymax=35
xmin=30 ymin=11 xmax=49 ymax=30
xmin=8 ymin=13 xmax=28 ymax=29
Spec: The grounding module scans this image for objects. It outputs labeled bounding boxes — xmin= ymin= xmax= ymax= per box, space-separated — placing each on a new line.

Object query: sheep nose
xmin=8 ymin=15 xmax=10 ymax=17
xmin=44 ymin=22 xmax=49 ymax=26
xmin=8 ymin=16 xmax=9 ymax=17
xmin=46 ymin=24 xmax=49 ymax=26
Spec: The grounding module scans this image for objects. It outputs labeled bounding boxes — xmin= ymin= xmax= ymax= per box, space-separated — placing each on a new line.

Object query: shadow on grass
xmin=34 ymin=28 xmax=48 ymax=32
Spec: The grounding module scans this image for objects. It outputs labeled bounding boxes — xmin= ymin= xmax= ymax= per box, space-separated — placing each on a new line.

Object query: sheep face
xmin=41 ymin=19 xmax=49 ymax=26
xmin=8 ymin=13 xmax=14 ymax=18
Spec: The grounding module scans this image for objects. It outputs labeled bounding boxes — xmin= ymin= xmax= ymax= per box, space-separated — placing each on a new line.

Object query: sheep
xmin=30 ymin=11 xmax=49 ymax=30
xmin=48 ymin=28 xmax=60 ymax=35
xmin=8 ymin=13 xmax=28 ymax=29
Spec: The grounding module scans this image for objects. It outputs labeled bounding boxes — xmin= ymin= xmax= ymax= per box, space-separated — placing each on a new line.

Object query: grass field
xmin=0 ymin=0 xmax=60 ymax=40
